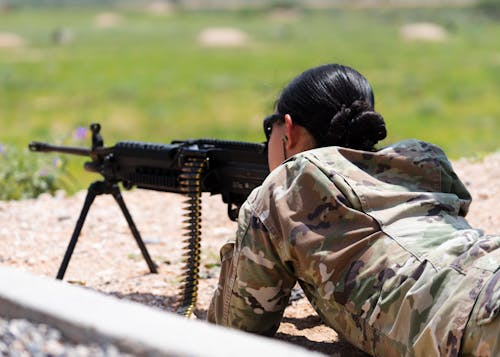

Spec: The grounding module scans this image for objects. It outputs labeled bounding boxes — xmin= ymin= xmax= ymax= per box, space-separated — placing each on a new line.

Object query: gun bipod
xmin=56 ymin=180 xmax=158 ymax=280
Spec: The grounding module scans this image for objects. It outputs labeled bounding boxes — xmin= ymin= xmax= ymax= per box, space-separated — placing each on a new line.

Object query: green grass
xmin=1 ymin=6 xmax=499 ymax=190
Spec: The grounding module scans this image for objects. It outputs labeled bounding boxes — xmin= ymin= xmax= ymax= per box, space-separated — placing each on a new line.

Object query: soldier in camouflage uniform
xmin=207 ymin=64 xmax=499 ymax=357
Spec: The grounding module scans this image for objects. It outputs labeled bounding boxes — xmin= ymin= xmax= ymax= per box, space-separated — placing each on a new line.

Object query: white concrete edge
xmin=0 ymin=266 xmax=324 ymax=356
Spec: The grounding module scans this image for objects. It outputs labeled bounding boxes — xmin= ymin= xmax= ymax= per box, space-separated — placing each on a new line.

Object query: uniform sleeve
xmin=207 ymin=201 xmax=296 ymax=336
xmin=435 ymin=149 xmax=472 ymax=216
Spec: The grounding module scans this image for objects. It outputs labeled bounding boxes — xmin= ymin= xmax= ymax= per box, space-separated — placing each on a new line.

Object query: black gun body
xmin=109 ymin=140 xmax=269 ymax=208
xmin=31 ymin=139 xmax=270 ymax=215
xmin=28 ymin=126 xmax=269 ymax=314
xmin=203 ymin=141 xmax=269 ymax=207
xmin=109 ymin=141 xmax=185 ymax=193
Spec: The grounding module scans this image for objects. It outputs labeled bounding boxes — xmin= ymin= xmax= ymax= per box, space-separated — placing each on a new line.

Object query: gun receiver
xmin=29 ymin=123 xmax=269 ymax=317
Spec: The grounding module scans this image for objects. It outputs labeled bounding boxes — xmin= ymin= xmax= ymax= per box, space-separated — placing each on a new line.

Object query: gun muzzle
xmin=28 ymin=141 xmax=92 ymax=156
xmin=29 ymin=141 xmax=50 ymax=152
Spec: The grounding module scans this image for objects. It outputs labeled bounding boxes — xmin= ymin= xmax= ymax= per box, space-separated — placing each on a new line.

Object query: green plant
xmin=0 ymin=143 xmax=67 ymax=200
xmin=476 ymin=0 xmax=500 ymax=19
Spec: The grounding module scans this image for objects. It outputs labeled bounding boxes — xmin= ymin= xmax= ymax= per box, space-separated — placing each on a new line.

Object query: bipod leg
xmin=56 ymin=181 xmax=100 ymax=280
xmin=110 ymin=185 xmax=158 ymax=274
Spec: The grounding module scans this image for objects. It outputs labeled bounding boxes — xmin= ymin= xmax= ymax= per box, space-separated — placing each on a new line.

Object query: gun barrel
xmin=29 ymin=141 xmax=94 ymax=156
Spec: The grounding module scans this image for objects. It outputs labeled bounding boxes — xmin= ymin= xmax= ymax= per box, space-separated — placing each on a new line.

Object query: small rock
xmin=477 ymin=190 xmax=490 ymax=200
xmin=143 ymin=237 xmax=161 ymax=244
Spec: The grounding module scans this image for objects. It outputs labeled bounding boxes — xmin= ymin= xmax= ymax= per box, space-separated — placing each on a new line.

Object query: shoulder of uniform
xmin=382 ymin=139 xmax=448 ymax=160
xmin=247 ymin=153 xmax=325 ymax=214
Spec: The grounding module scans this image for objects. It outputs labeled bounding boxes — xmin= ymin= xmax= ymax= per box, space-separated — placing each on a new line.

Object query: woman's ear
xmin=284 ymin=114 xmax=295 ymax=149
xmin=284 ymin=114 xmax=317 ymax=154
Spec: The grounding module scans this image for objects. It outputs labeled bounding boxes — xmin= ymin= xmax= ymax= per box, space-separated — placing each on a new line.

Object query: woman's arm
xmin=207 ymin=208 xmax=296 ymax=336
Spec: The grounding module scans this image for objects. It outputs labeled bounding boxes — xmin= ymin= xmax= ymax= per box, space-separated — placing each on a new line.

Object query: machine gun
xmin=29 ymin=123 xmax=269 ymax=316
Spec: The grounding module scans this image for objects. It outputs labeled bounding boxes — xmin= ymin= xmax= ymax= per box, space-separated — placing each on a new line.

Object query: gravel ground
xmin=0 ymin=153 xmax=498 ymax=356
xmin=0 ymin=317 xmax=132 ymax=357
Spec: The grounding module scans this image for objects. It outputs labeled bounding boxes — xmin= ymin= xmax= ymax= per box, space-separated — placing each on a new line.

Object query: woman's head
xmin=273 ymin=64 xmax=387 ymax=151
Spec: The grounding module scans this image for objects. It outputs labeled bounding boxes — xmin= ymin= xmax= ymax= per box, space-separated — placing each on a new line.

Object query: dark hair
xmin=276 ymin=64 xmax=387 ymax=151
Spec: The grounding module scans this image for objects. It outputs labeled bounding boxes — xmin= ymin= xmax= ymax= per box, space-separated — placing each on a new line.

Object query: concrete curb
xmin=0 ymin=266 xmax=323 ymax=356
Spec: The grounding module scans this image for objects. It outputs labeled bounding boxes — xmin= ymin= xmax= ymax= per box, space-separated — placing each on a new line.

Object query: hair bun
xmin=348 ymin=111 xmax=387 ymax=150
xmin=326 ymin=100 xmax=386 ymax=150
xmin=327 ymin=105 xmax=351 ymax=144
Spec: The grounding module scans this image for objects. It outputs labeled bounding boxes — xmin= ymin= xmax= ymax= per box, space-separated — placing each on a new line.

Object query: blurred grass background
xmin=0 ymin=1 xmax=499 ymax=194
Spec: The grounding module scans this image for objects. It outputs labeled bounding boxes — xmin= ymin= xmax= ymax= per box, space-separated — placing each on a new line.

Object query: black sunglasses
xmin=263 ymin=113 xmax=285 ymax=142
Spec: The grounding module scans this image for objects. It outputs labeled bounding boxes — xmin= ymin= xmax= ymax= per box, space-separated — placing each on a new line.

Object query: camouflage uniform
xmin=207 ymin=140 xmax=500 ymax=357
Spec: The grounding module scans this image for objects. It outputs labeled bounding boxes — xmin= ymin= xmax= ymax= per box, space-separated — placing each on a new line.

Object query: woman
xmin=207 ymin=64 xmax=499 ymax=357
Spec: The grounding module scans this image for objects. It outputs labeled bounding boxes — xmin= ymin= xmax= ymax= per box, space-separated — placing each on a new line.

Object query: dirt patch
xmin=268 ymin=8 xmax=302 ymax=22
xmin=197 ymin=27 xmax=249 ymax=48
xmin=146 ymin=0 xmax=175 ymax=15
xmin=94 ymin=12 xmax=122 ymax=29
xmin=0 ymin=153 xmax=498 ymax=355
xmin=450 ymin=152 xmax=500 ymax=234
xmin=400 ymin=22 xmax=448 ymax=42
xmin=0 ymin=32 xmax=24 ymax=48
